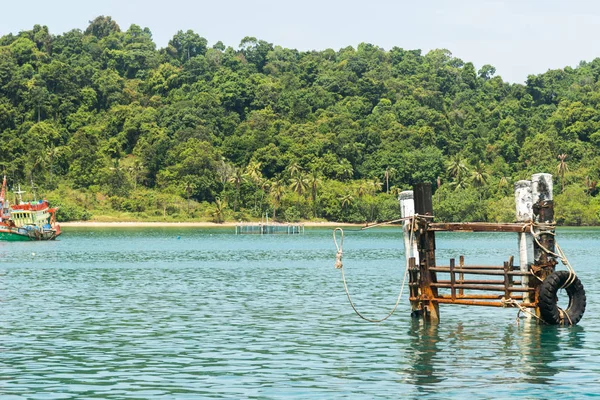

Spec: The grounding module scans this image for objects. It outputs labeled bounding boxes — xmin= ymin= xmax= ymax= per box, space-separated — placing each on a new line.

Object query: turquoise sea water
xmin=1 ymin=226 xmax=599 ymax=399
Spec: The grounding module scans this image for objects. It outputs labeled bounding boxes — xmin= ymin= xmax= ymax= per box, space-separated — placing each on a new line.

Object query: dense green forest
xmin=1 ymin=16 xmax=600 ymax=224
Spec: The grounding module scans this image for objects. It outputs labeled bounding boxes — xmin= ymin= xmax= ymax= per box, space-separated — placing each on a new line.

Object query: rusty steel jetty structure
xmin=335 ymin=173 xmax=586 ymax=325
xmin=235 ymin=219 xmax=304 ymax=235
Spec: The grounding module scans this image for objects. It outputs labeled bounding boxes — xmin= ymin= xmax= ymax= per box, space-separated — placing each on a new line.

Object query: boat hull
xmin=0 ymin=227 xmax=60 ymax=241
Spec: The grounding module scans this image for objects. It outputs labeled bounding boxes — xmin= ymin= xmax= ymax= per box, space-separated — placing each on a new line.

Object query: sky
xmin=1 ymin=0 xmax=600 ymax=83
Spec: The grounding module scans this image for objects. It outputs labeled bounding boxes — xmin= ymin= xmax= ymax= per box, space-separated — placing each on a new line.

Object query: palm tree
xmin=306 ymin=170 xmax=322 ymax=218
xmin=356 ymin=180 xmax=369 ymax=199
xmin=184 ymin=180 xmax=195 ymax=215
xmin=585 ymin=176 xmax=597 ymax=196
xmin=228 ymin=167 xmax=246 ymax=212
xmin=499 ymin=176 xmax=509 ymax=188
xmin=46 ymin=145 xmax=59 ymax=187
xmin=450 ymin=177 xmax=469 ymax=190
xmin=340 ymin=193 xmax=354 ymax=211
xmin=287 ymin=162 xmax=302 ymax=178
xmin=129 ymin=159 xmax=144 ymax=190
xmin=30 ymin=151 xmax=48 ymax=183
xmin=245 ymin=161 xmax=263 ymax=213
xmin=384 ymin=167 xmax=397 ymax=194
xmin=557 ymin=154 xmax=568 ymax=193
xmin=289 ymin=173 xmax=308 ymax=197
xmin=245 ymin=161 xmax=262 ymax=184
xmin=471 ymin=161 xmax=490 ymax=188
xmin=213 ymin=197 xmax=225 ymax=223
xmin=339 ymin=160 xmax=354 ymax=181
xmin=498 ymin=176 xmax=509 ymax=195
xmin=370 ymin=177 xmax=383 ymax=194
xmin=447 ymin=155 xmax=469 ymax=182
xmin=259 ymin=178 xmax=271 ymax=213
xmin=269 ymin=180 xmax=285 ymax=220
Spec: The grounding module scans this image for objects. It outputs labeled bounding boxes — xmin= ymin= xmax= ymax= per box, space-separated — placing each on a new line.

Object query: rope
xmin=361 ymin=214 xmax=433 ymax=230
xmin=524 ymin=221 xmax=577 ymax=287
xmin=501 ymin=297 xmax=545 ymax=324
xmin=558 ymin=306 xmax=573 ymax=325
xmin=333 ymin=226 xmax=409 ymax=323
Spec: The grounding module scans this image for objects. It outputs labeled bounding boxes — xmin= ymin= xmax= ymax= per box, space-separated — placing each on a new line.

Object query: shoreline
xmin=59 ymin=221 xmax=366 ymax=228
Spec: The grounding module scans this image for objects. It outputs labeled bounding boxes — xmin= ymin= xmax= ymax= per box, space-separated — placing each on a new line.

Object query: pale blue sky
xmin=1 ymin=0 xmax=599 ymax=83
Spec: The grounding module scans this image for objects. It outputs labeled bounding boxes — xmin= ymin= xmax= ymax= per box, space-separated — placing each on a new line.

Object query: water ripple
xmin=1 ymin=227 xmax=600 ymax=398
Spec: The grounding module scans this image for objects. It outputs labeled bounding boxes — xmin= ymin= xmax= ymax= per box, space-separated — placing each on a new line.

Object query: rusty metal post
xmin=408 ymin=257 xmax=418 ymax=301
xmin=413 ymin=183 xmax=439 ymax=322
xmin=459 ymin=255 xmax=464 ymax=297
xmin=531 ymin=174 xmax=556 ymax=276
xmin=531 ymin=173 xmax=556 ymax=320
xmin=450 ymin=258 xmax=456 ymax=301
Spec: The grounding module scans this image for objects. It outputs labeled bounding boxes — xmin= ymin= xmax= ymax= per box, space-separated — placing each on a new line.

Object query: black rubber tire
xmin=538 ymin=270 xmax=586 ymax=325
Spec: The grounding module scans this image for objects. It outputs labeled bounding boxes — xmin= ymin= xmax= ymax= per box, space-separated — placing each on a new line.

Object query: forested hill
xmin=1 ymin=16 xmax=600 ymax=224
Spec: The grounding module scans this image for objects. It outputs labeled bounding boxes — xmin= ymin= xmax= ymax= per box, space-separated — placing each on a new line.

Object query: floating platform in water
xmin=235 ymin=222 xmax=304 ymax=235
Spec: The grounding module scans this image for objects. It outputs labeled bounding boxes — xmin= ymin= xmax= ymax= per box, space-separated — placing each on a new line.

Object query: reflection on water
xmin=2 ymin=227 xmax=600 ymax=398
xmin=405 ymin=319 xmax=443 ymax=389
xmin=518 ymin=323 xmax=585 ymax=385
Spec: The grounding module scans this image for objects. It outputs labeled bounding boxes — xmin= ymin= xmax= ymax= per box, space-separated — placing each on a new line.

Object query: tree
xmin=269 ymin=180 xmax=285 ymax=220
xmin=85 ymin=16 xmax=121 ymax=39
xmin=213 ymin=197 xmax=225 ymax=223
xmin=447 ymin=155 xmax=469 ymax=182
xmin=287 ymin=161 xmax=302 ymax=178
xmin=557 ymin=154 xmax=568 ymax=193
xmin=471 ymin=161 xmax=489 ymax=188
xmin=289 ymin=173 xmax=308 ymax=197
xmin=384 ymin=167 xmax=397 ymax=194
xmin=228 ymin=167 xmax=246 ymax=212
xmin=306 ymin=170 xmax=322 ymax=217
xmin=168 ymin=30 xmax=208 ymax=62
xmin=341 ymin=193 xmax=354 ymax=210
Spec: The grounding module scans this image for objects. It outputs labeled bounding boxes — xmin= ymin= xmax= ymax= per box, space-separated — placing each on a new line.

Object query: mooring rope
xmin=525 ymin=221 xmax=577 ymax=288
xmin=500 ymin=297 xmax=545 ymax=324
xmin=333 ymin=225 xmax=410 ymax=323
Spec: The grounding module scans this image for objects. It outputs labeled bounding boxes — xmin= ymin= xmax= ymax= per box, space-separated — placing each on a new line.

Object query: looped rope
xmin=522 ymin=220 xmax=577 ymax=288
xmin=333 ymin=223 xmax=410 ymax=323
xmin=333 ymin=228 xmax=344 ymax=269
xmin=501 ymin=296 xmax=545 ymax=324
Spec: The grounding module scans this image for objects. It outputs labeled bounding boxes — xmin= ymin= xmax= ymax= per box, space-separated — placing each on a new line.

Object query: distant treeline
xmin=1 ymin=16 xmax=600 ymax=224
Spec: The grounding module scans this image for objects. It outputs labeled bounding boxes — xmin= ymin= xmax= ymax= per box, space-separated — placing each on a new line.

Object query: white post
xmin=515 ymin=180 xmax=534 ymax=309
xmin=400 ymin=190 xmax=419 ymax=266
xmin=531 ymin=173 xmax=553 ymax=205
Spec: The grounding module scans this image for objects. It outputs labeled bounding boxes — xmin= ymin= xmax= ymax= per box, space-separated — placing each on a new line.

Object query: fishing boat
xmin=0 ymin=176 xmax=61 ymax=241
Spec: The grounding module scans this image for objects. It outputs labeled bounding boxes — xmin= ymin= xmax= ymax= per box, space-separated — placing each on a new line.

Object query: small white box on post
xmin=515 ymin=180 xmax=534 ymax=308
xmin=399 ymin=190 xmax=419 ymax=266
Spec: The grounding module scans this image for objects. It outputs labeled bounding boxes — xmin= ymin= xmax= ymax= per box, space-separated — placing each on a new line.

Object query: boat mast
xmin=30 ymin=179 xmax=37 ymax=202
xmin=14 ymin=184 xmax=25 ymax=204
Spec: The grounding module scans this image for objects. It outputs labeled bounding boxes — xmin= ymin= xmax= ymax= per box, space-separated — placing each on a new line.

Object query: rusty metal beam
xmin=436 ymin=294 xmax=524 ymax=300
xmin=429 ymin=267 xmax=532 ymax=276
xmin=429 ymin=298 xmax=536 ymax=308
xmin=435 ymin=279 xmax=523 ymax=285
xmin=428 ymin=283 xmax=535 ymax=292
xmin=428 ymin=222 xmax=526 ymax=232
xmin=447 ymin=264 xmax=519 ymax=270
